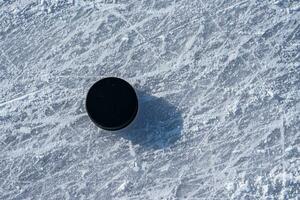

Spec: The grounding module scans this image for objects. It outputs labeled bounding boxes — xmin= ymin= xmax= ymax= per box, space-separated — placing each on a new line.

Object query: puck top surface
xmin=86 ymin=77 xmax=138 ymax=131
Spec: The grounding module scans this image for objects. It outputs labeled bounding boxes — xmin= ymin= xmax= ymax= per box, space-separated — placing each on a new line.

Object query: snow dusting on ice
xmin=0 ymin=0 xmax=299 ymax=199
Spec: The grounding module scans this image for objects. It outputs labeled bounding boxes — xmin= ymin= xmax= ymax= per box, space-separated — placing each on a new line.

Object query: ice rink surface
xmin=0 ymin=0 xmax=299 ymax=199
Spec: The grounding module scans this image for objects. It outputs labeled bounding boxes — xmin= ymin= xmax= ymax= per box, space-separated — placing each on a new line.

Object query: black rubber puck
xmin=86 ymin=77 xmax=138 ymax=131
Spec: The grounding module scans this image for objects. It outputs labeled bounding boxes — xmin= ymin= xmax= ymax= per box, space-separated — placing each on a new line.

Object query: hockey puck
xmin=86 ymin=77 xmax=138 ymax=131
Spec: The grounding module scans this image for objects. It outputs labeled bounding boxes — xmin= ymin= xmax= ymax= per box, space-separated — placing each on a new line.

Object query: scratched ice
xmin=0 ymin=0 xmax=299 ymax=199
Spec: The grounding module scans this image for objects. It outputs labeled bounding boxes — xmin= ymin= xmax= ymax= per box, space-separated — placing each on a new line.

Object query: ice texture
xmin=0 ymin=0 xmax=299 ymax=199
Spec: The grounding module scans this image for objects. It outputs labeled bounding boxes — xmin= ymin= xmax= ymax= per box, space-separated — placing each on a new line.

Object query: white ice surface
xmin=0 ymin=0 xmax=299 ymax=199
